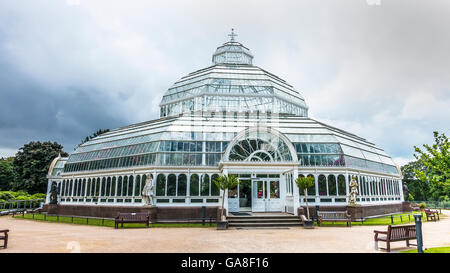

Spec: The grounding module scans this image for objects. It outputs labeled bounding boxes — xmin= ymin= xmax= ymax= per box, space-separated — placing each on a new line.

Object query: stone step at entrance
xmin=227 ymin=212 xmax=302 ymax=228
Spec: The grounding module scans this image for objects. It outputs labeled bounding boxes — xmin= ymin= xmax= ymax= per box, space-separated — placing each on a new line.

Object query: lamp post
xmin=414 ymin=214 xmax=423 ymax=253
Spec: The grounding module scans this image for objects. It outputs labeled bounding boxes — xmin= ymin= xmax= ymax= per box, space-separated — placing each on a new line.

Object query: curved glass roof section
xmin=227 ymin=131 xmax=293 ymax=162
xmin=159 ymin=35 xmax=308 ymax=117
xmin=64 ymin=112 xmax=399 ymax=176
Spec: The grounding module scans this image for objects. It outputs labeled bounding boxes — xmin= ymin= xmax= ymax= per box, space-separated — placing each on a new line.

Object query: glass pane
xmin=201 ymin=174 xmax=210 ymax=196
xmin=307 ymin=175 xmax=315 ymax=196
xmin=327 ymin=175 xmax=336 ymax=196
xmin=190 ymin=174 xmax=199 ymax=196
xmin=256 ymin=181 xmax=264 ymax=199
xmin=156 ymin=174 xmax=166 ymax=196
xmin=318 ymin=175 xmax=327 ymax=196
xmin=338 ymin=175 xmax=346 ymax=196
xmin=270 ymin=180 xmax=280 ymax=199
xmin=167 ymin=174 xmax=176 ymax=196
xmin=239 ymin=179 xmax=251 ymax=207
xmin=210 ymin=174 xmax=220 ymax=196
xmin=178 ymin=174 xmax=187 ymax=196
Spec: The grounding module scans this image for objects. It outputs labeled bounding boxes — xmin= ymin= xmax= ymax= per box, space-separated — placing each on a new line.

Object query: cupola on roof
xmin=159 ymin=29 xmax=309 ymax=118
xmin=212 ymin=29 xmax=254 ymax=65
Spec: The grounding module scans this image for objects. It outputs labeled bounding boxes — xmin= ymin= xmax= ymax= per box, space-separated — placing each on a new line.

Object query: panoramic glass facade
xmin=48 ymin=32 xmax=403 ymax=211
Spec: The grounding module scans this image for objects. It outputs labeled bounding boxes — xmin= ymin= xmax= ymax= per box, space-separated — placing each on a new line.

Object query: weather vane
xmin=228 ymin=28 xmax=237 ymax=42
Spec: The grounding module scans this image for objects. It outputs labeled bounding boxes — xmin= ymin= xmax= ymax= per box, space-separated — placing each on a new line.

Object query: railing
xmin=366 ymin=213 xmax=419 ymax=225
xmin=0 ymin=199 xmax=45 ymax=211
xmin=412 ymin=201 xmax=450 ymax=210
xmin=13 ymin=211 xmax=217 ymax=227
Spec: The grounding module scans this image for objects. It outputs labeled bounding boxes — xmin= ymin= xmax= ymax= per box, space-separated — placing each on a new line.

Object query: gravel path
xmin=1 ymin=211 xmax=449 ymax=253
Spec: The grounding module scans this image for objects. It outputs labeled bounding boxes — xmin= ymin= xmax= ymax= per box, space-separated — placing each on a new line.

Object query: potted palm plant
xmin=213 ymin=174 xmax=239 ymax=230
xmin=296 ymin=176 xmax=315 ymax=229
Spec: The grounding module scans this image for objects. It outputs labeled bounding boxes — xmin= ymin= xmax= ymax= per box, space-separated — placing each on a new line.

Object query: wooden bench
xmin=0 ymin=229 xmax=9 ymax=249
xmin=317 ymin=211 xmax=352 ymax=227
xmin=115 ymin=212 xmax=150 ymax=229
xmin=374 ymin=224 xmax=416 ymax=252
xmin=424 ymin=209 xmax=440 ymax=221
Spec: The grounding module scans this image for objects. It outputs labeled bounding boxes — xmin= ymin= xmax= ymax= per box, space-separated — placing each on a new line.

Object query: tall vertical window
xmin=167 ymin=174 xmax=176 ymax=196
xmin=201 ymin=174 xmax=210 ymax=196
xmin=327 ymin=175 xmax=336 ymax=196
xmin=178 ymin=174 xmax=187 ymax=196
xmin=190 ymin=174 xmax=199 ymax=196
xmin=156 ymin=174 xmax=166 ymax=196
xmin=318 ymin=175 xmax=327 ymax=196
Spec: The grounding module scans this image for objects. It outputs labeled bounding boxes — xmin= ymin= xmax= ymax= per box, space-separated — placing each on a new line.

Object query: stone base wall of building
xmin=42 ymin=204 xmax=222 ymax=222
xmin=298 ymin=203 xmax=407 ymax=219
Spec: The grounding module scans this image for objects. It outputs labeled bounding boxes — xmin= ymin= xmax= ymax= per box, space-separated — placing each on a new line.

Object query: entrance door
xmin=239 ymin=179 xmax=251 ymax=211
xmin=252 ymin=180 xmax=266 ymax=212
xmin=267 ymin=180 xmax=282 ymax=211
xmin=252 ymin=179 xmax=282 ymax=212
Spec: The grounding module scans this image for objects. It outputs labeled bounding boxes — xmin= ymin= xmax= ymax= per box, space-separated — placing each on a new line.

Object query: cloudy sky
xmin=0 ymin=0 xmax=449 ymax=166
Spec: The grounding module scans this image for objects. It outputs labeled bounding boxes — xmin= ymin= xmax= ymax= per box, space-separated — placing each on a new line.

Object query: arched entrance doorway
xmin=222 ymin=128 xmax=298 ymax=213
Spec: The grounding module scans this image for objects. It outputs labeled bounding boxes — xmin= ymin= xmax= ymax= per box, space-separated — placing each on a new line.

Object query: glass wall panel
xmin=190 ymin=174 xmax=199 ymax=196
xmin=201 ymin=174 xmax=210 ymax=196
xmin=128 ymin=176 xmax=134 ymax=196
xmin=156 ymin=174 xmax=166 ymax=196
xmin=178 ymin=174 xmax=187 ymax=196
xmin=318 ymin=175 xmax=327 ymax=196
xmin=111 ymin=177 xmax=116 ymax=196
xmin=306 ymin=174 xmax=315 ymax=196
xmin=122 ymin=176 xmax=128 ymax=196
xmin=167 ymin=174 xmax=176 ymax=196
xmin=95 ymin=178 xmax=100 ymax=197
xmin=210 ymin=174 xmax=220 ymax=196
xmin=337 ymin=175 xmax=346 ymax=196
xmin=327 ymin=175 xmax=337 ymax=196
xmin=135 ymin=175 xmax=141 ymax=197
xmin=117 ymin=176 xmax=123 ymax=196
xmin=106 ymin=177 xmax=111 ymax=196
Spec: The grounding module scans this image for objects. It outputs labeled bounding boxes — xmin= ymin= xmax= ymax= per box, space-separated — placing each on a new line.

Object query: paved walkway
xmin=1 ymin=211 xmax=449 ymax=253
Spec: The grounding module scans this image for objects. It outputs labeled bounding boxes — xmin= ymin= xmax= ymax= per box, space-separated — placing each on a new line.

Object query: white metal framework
xmin=46 ymin=31 xmax=403 ymax=215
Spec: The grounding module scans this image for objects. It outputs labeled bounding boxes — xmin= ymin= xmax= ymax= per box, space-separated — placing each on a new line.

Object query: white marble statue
xmin=142 ymin=176 xmax=155 ymax=206
xmin=348 ymin=176 xmax=359 ymax=206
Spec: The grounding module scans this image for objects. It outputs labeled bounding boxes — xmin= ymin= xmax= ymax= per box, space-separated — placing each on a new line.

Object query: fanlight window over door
xmin=228 ymin=131 xmax=293 ymax=162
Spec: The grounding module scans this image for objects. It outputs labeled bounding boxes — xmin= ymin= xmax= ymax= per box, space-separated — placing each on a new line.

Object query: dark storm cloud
xmin=0 ymin=55 xmax=126 ymax=152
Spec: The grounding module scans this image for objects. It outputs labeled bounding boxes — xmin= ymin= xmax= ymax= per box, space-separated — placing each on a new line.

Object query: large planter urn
xmin=216 ymin=220 xmax=228 ymax=230
xmin=303 ymin=219 xmax=314 ymax=229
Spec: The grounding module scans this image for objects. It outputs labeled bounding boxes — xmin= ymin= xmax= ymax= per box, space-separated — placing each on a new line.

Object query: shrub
xmin=418 ymin=202 xmax=426 ymax=209
xmin=30 ymin=193 xmax=46 ymax=199
xmin=15 ymin=195 xmax=31 ymax=200
xmin=0 ymin=192 xmax=14 ymax=200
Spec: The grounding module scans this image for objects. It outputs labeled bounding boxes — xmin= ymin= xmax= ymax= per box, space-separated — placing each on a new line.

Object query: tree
xmin=296 ymin=176 xmax=315 ymax=220
xmin=213 ymin=174 xmax=239 ymax=221
xmin=79 ymin=129 xmax=110 ymax=147
xmin=401 ymin=160 xmax=430 ymax=201
xmin=13 ymin=141 xmax=68 ymax=194
xmin=413 ymin=131 xmax=450 ymax=201
xmin=0 ymin=157 xmax=16 ymax=191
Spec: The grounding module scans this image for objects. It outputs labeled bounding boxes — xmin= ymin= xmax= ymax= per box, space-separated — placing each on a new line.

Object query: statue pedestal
xmin=47 ymin=204 xmax=59 ymax=214
xmin=346 ymin=204 xmax=363 ymax=219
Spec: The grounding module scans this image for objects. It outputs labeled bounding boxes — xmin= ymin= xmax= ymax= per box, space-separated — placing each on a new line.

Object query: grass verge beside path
xmin=401 ymin=247 xmax=450 ymax=253
xmin=315 ymin=211 xmax=445 ymax=227
xmin=12 ymin=213 xmax=216 ymax=228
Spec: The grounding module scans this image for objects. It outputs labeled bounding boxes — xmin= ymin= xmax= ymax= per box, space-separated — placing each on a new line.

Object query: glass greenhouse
xmin=46 ymin=32 xmax=403 ymax=215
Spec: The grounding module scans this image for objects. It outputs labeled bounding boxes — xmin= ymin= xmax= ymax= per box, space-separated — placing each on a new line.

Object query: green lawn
xmin=401 ymin=247 xmax=450 ymax=253
xmin=12 ymin=213 xmax=216 ymax=228
xmin=314 ymin=211 xmax=442 ymax=227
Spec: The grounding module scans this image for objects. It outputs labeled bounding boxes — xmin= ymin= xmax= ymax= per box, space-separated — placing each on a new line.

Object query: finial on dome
xmin=228 ymin=28 xmax=237 ymax=42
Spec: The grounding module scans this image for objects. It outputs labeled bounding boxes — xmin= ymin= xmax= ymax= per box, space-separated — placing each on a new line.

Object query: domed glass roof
xmin=159 ymin=31 xmax=308 ymax=117
xmin=61 ymin=31 xmax=399 ymax=177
